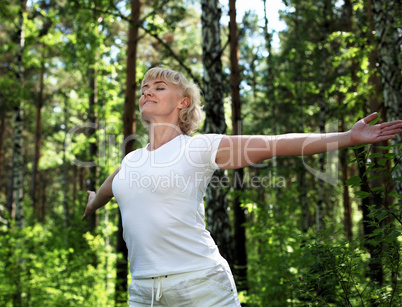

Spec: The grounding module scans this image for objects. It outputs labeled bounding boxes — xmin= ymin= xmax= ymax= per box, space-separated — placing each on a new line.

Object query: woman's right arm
xmin=81 ymin=166 xmax=121 ymax=221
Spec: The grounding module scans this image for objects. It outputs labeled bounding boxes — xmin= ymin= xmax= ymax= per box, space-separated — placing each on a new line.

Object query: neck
xmin=147 ymin=123 xmax=183 ymax=151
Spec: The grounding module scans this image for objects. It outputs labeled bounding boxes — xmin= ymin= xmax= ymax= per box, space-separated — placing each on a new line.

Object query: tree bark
xmin=316 ymin=0 xmax=331 ymax=231
xmin=340 ymin=116 xmax=352 ymax=240
xmin=293 ymin=3 xmax=309 ymax=233
xmin=9 ymin=2 xmax=27 ymax=306
xmin=87 ymin=65 xmax=98 ymax=233
xmin=355 ymin=147 xmax=384 ymax=287
xmin=229 ymin=0 xmax=247 ymax=291
xmin=10 ymin=0 xmax=27 ymax=231
xmin=31 ymin=47 xmax=45 ymax=222
xmin=115 ymin=0 xmax=140 ymax=305
xmin=371 ymin=0 xmax=402 ymax=200
xmin=0 ymin=112 xmax=5 ymax=192
xmin=62 ymin=94 xmax=70 ymax=230
xmin=201 ymin=0 xmax=233 ymax=267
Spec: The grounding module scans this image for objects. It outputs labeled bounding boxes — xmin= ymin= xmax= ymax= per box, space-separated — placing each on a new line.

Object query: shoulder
xmin=187 ymin=133 xmax=224 ymax=146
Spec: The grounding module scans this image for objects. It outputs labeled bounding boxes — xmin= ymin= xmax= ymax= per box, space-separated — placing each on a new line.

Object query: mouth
xmin=143 ymin=101 xmax=156 ymax=107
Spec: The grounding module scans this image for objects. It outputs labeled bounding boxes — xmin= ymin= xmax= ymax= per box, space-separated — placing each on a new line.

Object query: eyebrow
xmin=142 ymin=80 xmax=168 ymax=89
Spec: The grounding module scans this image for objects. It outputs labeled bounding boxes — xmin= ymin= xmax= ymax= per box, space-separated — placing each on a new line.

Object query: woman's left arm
xmin=216 ymin=113 xmax=402 ymax=170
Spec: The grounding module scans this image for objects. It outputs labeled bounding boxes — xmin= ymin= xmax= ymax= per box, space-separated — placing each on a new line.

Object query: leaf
xmin=345 ymin=176 xmax=362 ymax=186
xmin=368 ymin=112 xmax=381 ymax=126
xmin=385 ymin=231 xmax=401 ymax=243
xmin=376 ymin=211 xmax=388 ymax=221
xmin=368 ymin=152 xmax=383 ymax=158
xmin=378 ymin=158 xmax=388 ymax=166
xmin=388 ymin=192 xmax=402 ymax=199
xmin=370 ymin=186 xmax=385 ymax=193
xmin=351 ymin=144 xmax=366 ymax=150
xmin=355 ymin=191 xmax=371 ymax=199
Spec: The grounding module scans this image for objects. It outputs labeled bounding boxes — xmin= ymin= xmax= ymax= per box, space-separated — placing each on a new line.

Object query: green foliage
xmin=0 ymin=221 xmax=116 ymax=306
xmin=1 ymin=0 xmax=401 ymax=305
xmin=281 ymin=144 xmax=402 ymax=306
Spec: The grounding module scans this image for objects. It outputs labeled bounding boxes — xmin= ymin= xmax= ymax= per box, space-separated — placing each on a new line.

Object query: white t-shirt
xmin=112 ymin=134 xmax=225 ymax=278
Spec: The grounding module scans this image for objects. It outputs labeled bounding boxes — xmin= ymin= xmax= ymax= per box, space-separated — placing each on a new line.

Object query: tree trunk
xmin=293 ymin=4 xmax=309 ymax=233
xmin=338 ymin=0 xmax=355 ymax=241
xmin=229 ymin=0 xmax=247 ymax=291
xmin=340 ymin=117 xmax=352 ymax=240
xmin=87 ymin=66 xmax=98 ymax=233
xmin=263 ymin=0 xmax=280 ymax=213
xmin=201 ymin=0 xmax=233 ymax=267
xmin=10 ymin=0 xmax=27 ymax=231
xmin=371 ymin=0 xmax=402 ymax=200
xmin=355 ymin=147 xmax=384 ymax=287
xmin=62 ymin=94 xmax=70 ymax=230
xmin=316 ymin=0 xmax=331 ymax=231
xmin=115 ymin=0 xmax=140 ymax=305
xmin=0 ymin=112 xmax=5 ymax=192
xmin=31 ymin=47 xmax=45 ymax=222
xmin=10 ymin=2 xmax=27 ymax=306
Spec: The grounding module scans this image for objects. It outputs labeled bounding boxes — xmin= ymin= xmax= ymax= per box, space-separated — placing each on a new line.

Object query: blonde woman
xmin=82 ymin=67 xmax=402 ymax=307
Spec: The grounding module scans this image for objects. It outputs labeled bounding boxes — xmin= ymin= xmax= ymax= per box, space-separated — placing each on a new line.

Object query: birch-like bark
xmin=10 ymin=0 xmax=27 ymax=230
xmin=371 ymin=0 xmax=402 ymax=200
xmin=201 ymin=0 xmax=233 ymax=265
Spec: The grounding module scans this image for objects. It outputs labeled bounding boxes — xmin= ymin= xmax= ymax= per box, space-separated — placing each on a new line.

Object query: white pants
xmin=128 ymin=262 xmax=241 ymax=307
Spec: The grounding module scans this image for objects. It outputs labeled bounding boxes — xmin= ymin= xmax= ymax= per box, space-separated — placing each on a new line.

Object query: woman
xmin=82 ymin=67 xmax=402 ymax=307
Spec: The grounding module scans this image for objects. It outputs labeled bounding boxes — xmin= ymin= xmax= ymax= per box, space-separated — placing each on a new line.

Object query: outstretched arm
xmin=216 ymin=113 xmax=402 ymax=170
xmin=82 ymin=166 xmax=121 ymax=221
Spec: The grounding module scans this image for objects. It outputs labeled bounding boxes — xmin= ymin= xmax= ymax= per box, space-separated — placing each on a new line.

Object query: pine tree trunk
xmin=339 ymin=0 xmax=354 ymax=241
xmin=340 ymin=117 xmax=352 ymax=240
xmin=116 ymin=0 xmax=140 ymax=304
xmin=316 ymin=0 xmax=331 ymax=231
xmin=87 ymin=66 xmax=98 ymax=232
xmin=371 ymin=0 xmax=402 ymax=200
xmin=229 ymin=0 xmax=247 ymax=291
xmin=31 ymin=48 xmax=45 ymax=222
xmin=355 ymin=147 xmax=384 ymax=287
xmin=0 ymin=112 xmax=5 ymax=192
xmin=201 ymin=0 xmax=233 ymax=266
xmin=62 ymin=94 xmax=70 ymax=229
xmin=263 ymin=0 xmax=280 ymax=211
xmin=293 ymin=4 xmax=309 ymax=233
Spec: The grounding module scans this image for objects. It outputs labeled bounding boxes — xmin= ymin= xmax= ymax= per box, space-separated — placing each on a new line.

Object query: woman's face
xmin=139 ymin=78 xmax=187 ymax=124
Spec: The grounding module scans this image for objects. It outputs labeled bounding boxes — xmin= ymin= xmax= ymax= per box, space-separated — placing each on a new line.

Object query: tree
xmin=201 ymin=0 xmax=233 ymax=265
xmin=371 ymin=0 xmax=402 ymax=200
xmin=116 ymin=0 xmax=141 ymax=304
xmin=229 ymin=0 xmax=247 ymax=291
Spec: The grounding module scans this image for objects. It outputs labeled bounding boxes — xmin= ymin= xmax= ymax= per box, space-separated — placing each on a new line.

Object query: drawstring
xmin=151 ymin=276 xmax=166 ymax=307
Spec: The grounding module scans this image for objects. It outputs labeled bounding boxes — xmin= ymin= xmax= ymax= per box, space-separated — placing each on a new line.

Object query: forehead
xmin=141 ymin=78 xmax=170 ymax=88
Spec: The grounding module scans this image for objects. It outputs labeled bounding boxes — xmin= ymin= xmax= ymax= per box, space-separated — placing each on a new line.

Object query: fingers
xmin=83 ymin=191 xmax=95 ymax=222
xmin=363 ymin=112 xmax=378 ymax=124
xmin=378 ymin=121 xmax=402 ymax=135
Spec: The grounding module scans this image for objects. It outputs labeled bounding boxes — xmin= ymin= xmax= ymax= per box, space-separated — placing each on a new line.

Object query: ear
xmin=178 ymin=97 xmax=190 ymax=110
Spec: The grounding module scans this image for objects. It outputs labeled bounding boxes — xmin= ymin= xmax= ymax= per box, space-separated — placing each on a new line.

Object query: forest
xmin=0 ymin=0 xmax=401 ymax=306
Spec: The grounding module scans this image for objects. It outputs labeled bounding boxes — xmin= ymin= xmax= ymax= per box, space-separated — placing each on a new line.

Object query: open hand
xmin=350 ymin=112 xmax=402 ymax=145
xmin=81 ymin=190 xmax=96 ymax=221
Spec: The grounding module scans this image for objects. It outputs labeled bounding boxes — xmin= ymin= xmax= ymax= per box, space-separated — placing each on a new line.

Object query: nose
xmin=143 ymin=88 xmax=154 ymax=96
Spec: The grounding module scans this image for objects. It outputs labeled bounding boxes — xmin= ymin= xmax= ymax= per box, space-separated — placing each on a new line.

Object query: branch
xmin=73 ymin=0 xmax=201 ymax=88
xmin=140 ymin=26 xmax=202 ymax=89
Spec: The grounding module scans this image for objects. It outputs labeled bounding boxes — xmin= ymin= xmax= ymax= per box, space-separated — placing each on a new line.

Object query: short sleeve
xmin=185 ymin=134 xmax=224 ymax=170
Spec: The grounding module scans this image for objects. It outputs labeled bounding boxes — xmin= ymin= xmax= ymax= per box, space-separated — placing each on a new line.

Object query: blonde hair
xmin=140 ymin=67 xmax=203 ymax=135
